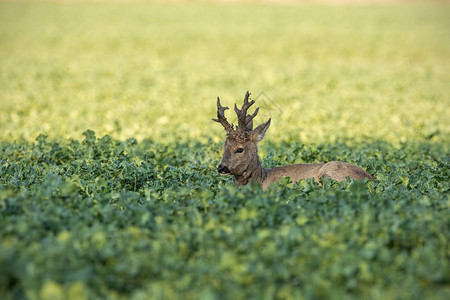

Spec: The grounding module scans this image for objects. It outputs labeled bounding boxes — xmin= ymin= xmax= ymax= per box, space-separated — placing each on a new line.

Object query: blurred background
xmin=0 ymin=0 xmax=449 ymax=145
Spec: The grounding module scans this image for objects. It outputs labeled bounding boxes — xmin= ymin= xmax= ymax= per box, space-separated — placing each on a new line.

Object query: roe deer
xmin=213 ymin=91 xmax=377 ymax=190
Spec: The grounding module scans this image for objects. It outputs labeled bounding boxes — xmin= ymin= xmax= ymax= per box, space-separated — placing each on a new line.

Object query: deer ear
xmin=249 ymin=119 xmax=271 ymax=142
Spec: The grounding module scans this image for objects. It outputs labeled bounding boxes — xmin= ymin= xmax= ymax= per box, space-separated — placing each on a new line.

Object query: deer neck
xmin=233 ymin=155 xmax=268 ymax=187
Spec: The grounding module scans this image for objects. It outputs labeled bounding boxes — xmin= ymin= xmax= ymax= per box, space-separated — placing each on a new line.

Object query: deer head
xmin=213 ymin=91 xmax=271 ymax=181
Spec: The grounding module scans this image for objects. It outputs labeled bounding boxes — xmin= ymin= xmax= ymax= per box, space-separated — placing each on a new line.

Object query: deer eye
xmin=235 ymin=148 xmax=244 ymax=154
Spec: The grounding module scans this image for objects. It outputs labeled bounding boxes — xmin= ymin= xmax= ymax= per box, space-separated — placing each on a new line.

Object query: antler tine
xmin=245 ymin=107 xmax=260 ymax=128
xmin=234 ymin=91 xmax=257 ymax=132
xmin=212 ymin=97 xmax=234 ymax=133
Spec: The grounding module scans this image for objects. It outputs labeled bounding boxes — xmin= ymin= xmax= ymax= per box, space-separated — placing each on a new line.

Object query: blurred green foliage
xmin=0 ymin=2 xmax=449 ymax=300
xmin=0 ymin=2 xmax=449 ymax=144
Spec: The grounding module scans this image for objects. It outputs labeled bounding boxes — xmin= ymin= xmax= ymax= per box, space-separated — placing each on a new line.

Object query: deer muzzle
xmin=217 ymin=164 xmax=231 ymax=175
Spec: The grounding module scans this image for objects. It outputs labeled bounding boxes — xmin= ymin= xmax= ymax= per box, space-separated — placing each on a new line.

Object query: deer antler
xmin=212 ymin=97 xmax=234 ymax=133
xmin=234 ymin=91 xmax=259 ymax=132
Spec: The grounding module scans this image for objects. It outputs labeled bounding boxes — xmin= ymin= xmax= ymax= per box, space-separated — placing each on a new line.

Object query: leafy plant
xmin=1 ymin=131 xmax=449 ymax=300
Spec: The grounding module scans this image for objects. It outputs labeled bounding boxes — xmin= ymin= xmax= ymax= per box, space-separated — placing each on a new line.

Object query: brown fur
xmin=214 ymin=92 xmax=377 ymax=190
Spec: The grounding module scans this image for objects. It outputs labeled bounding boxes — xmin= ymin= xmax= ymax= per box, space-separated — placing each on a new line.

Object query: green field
xmin=1 ymin=2 xmax=449 ymax=299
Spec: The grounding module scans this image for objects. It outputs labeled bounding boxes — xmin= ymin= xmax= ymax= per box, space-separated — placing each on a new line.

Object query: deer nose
xmin=217 ymin=164 xmax=231 ymax=174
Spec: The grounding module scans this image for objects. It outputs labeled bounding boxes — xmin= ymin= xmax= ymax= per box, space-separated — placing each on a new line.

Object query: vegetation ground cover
xmin=0 ymin=2 xmax=449 ymax=299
